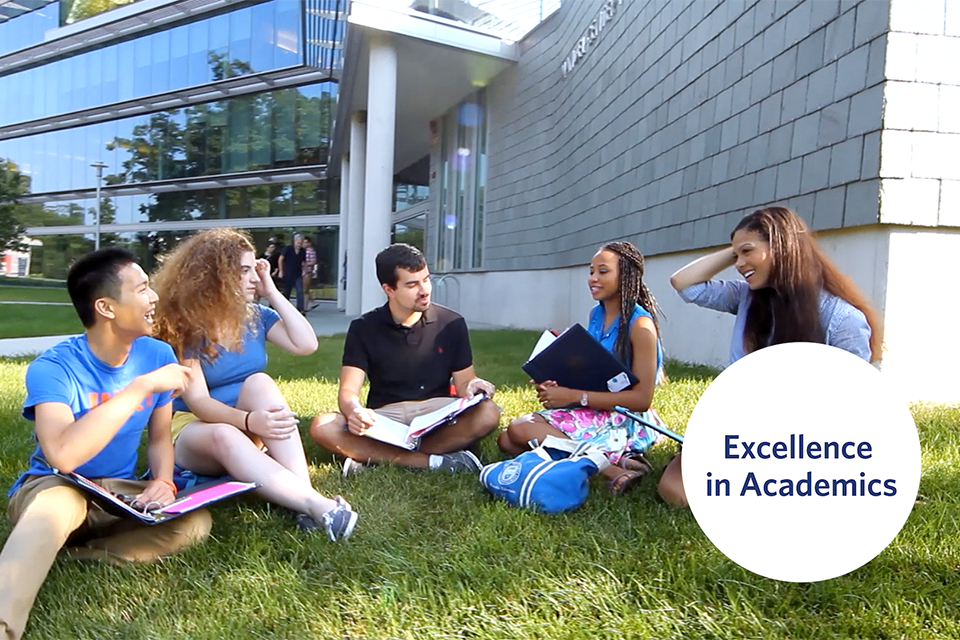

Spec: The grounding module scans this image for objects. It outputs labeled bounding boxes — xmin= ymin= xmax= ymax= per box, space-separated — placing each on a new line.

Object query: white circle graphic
xmin=682 ymin=343 xmax=920 ymax=582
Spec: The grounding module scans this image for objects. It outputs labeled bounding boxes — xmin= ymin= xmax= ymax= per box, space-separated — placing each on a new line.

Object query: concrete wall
xmin=879 ymin=0 xmax=960 ymax=226
xmin=480 ymin=0 xmax=890 ymax=272
xmin=450 ymin=226 xmax=889 ymax=370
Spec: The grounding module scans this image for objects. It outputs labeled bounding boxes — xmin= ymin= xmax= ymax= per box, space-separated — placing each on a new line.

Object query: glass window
xmin=274 ymin=0 xmax=301 ymax=68
xmin=188 ymin=19 xmax=209 ymax=87
xmin=208 ymin=13 xmax=230 ymax=80
xmin=5 ymin=83 xmax=333 ymax=192
xmin=2 ymin=0 xmax=346 ymax=129
xmin=250 ymin=1 xmax=276 ymax=72
xmin=229 ymin=7 xmax=253 ymax=73
xmin=151 ymin=31 xmax=171 ymax=96
xmin=435 ymin=89 xmax=486 ymax=270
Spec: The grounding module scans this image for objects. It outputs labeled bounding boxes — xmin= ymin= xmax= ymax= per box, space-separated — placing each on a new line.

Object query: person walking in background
xmin=278 ymin=233 xmax=305 ymax=313
xmin=302 ymin=236 xmax=317 ymax=311
xmin=662 ymin=206 xmax=881 ymax=508
xmin=152 ymin=228 xmax=358 ymax=540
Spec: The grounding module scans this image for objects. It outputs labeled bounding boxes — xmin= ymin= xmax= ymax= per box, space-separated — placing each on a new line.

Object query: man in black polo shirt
xmin=310 ymin=243 xmax=501 ymax=472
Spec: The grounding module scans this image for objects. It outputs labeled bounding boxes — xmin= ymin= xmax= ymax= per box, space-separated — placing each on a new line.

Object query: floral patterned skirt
xmin=536 ymin=406 xmax=667 ymax=465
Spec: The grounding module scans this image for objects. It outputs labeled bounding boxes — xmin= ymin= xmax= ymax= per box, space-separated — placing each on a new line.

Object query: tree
xmin=0 ymin=158 xmax=29 ymax=254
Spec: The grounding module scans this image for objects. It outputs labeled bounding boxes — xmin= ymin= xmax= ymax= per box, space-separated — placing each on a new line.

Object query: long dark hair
xmin=734 ymin=207 xmax=882 ymax=360
xmin=600 ymin=241 xmax=662 ymax=367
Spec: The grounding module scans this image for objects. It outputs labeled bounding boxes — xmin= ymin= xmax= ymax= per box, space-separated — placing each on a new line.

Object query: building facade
xmin=1 ymin=0 xmax=345 ymax=285
xmin=334 ymin=0 xmax=959 ymax=402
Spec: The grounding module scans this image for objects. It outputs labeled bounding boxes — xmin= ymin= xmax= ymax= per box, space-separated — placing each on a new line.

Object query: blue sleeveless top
xmin=587 ymin=302 xmax=663 ymax=377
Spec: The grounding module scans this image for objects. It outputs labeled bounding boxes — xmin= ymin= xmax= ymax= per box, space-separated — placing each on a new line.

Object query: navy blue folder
xmin=521 ymin=323 xmax=639 ymax=393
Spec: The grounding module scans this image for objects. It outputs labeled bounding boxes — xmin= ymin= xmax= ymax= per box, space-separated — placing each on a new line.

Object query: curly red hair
xmin=152 ymin=228 xmax=256 ymax=361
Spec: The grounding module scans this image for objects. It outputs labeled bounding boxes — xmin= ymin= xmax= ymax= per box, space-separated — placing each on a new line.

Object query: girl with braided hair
xmin=661 ymin=206 xmax=880 ymax=507
xmin=499 ymin=241 xmax=668 ymax=495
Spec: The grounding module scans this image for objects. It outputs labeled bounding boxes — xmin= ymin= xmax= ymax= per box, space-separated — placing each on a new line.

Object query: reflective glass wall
xmin=1 ymin=83 xmax=335 ymax=194
xmin=0 ymin=3 xmax=59 ymax=57
xmin=0 ymin=0 xmax=302 ymax=127
xmin=305 ymin=0 xmax=347 ymax=72
xmin=28 ymin=226 xmax=337 ymax=284
xmin=19 ymin=179 xmax=329 ymax=228
xmin=436 ymin=89 xmax=487 ymax=271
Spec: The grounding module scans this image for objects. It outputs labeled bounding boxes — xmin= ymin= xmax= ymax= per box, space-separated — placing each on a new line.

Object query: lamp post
xmin=90 ymin=161 xmax=107 ymax=250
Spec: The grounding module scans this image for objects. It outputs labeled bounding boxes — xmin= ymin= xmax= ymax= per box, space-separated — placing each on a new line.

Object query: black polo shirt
xmin=342 ymin=303 xmax=473 ymax=409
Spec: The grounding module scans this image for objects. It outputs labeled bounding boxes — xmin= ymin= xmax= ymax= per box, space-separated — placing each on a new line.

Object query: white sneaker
xmin=342 ymin=457 xmax=366 ymax=478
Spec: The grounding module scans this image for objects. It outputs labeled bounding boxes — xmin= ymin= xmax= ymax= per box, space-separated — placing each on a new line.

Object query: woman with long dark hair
xmin=662 ymin=206 xmax=882 ymax=506
xmin=499 ymin=241 xmax=669 ymax=495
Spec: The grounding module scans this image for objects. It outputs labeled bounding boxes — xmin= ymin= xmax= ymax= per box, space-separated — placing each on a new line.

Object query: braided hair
xmin=600 ymin=241 xmax=662 ymax=367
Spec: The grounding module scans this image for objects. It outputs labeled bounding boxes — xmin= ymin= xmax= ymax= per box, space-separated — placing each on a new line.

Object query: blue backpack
xmin=479 ymin=436 xmax=610 ymax=513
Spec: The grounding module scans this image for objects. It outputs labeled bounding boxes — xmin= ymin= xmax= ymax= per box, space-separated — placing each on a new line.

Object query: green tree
xmin=0 ymin=158 xmax=29 ymax=254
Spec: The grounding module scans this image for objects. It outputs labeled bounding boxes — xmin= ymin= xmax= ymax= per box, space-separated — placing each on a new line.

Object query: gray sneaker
xmin=321 ymin=495 xmax=359 ymax=541
xmin=428 ymin=450 xmax=482 ymax=473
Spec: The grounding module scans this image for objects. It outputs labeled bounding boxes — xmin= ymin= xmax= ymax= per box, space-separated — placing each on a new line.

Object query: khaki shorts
xmin=372 ymin=397 xmax=460 ymax=425
xmin=171 ymin=411 xmax=200 ymax=442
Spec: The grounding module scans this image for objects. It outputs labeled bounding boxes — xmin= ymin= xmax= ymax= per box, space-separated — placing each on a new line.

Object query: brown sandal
xmin=608 ymin=469 xmax=644 ymax=495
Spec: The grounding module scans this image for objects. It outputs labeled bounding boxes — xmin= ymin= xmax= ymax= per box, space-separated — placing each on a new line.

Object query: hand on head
xmin=254 ymin=258 xmax=278 ymax=296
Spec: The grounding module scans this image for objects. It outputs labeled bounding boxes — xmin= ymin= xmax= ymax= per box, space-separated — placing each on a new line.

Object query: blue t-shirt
xmin=172 ymin=304 xmax=281 ymax=412
xmin=587 ymin=302 xmax=664 ymax=377
xmin=11 ymin=335 xmax=178 ymax=496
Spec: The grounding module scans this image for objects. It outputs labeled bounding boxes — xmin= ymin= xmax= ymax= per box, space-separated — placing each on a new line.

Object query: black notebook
xmin=521 ymin=323 xmax=638 ymax=393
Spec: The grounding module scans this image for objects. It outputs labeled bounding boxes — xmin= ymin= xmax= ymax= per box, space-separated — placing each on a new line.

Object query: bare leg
xmin=236 ymin=372 xmax=310 ymax=483
xmin=310 ymin=412 xmax=431 ymax=467
xmin=500 ymin=413 xmax=641 ymax=488
xmin=175 ymin=422 xmax=336 ymax=521
xmin=310 ymin=400 xmax=500 ymax=467
xmin=418 ymin=399 xmax=501 ymax=454
xmin=658 ymin=451 xmax=687 ymax=507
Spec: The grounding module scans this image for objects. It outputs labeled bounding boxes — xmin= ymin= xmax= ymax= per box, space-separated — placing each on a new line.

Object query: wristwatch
xmin=580 ymin=392 xmax=589 ymax=407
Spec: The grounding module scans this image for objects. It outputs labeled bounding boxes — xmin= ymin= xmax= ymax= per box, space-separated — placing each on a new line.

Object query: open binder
xmin=363 ymin=392 xmax=488 ymax=450
xmin=52 ymin=468 xmax=258 ymax=524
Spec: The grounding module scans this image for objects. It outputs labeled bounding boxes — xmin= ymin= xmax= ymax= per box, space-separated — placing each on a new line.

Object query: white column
xmin=346 ymin=111 xmax=366 ymax=316
xmin=336 ymin=153 xmax=350 ymax=311
xmin=360 ymin=33 xmax=397 ymax=313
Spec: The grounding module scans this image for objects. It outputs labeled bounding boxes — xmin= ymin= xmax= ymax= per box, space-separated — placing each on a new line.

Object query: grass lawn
xmin=0 ymin=305 xmax=82 ymax=339
xmin=0 ymin=331 xmax=957 ymax=639
xmin=0 ymin=285 xmax=70 ymax=303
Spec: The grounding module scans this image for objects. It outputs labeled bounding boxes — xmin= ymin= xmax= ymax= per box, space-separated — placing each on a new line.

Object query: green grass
xmin=0 ymin=305 xmax=82 ymax=339
xmin=0 ymin=332 xmax=958 ymax=639
xmin=0 ymin=285 xmax=70 ymax=303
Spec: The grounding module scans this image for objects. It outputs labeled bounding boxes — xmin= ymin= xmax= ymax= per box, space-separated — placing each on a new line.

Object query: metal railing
xmin=432 ymin=273 xmax=461 ymax=311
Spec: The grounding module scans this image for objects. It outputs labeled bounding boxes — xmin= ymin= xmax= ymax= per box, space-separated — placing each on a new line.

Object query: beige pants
xmin=0 ymin=474 xmax=212 ymax=640
xmin=373 ymin=397 xmax=461 ymax=425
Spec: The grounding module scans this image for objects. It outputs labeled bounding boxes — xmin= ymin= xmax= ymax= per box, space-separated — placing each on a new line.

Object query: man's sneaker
xmin=321 ymin=495 xmax=359 ymax=541
xmin=342 ymin=457 xmax=366 ymax=478
xmin=428 ymin=450 xmax=482 ymax=473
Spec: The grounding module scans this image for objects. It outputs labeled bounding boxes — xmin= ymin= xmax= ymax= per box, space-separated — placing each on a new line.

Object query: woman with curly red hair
xmin=152 ymin=228 xmax=358 ymax=540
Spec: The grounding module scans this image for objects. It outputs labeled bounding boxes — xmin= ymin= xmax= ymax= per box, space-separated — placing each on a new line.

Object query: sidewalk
xmin=0 ymin=299 xmax=504 ymax=357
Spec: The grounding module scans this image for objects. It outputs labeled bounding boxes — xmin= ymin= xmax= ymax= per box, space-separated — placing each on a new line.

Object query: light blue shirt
xmin=678 ymin=280 xmax=872 ymax=364
xmin=12 ymin=335 xmax=177 ymax=495
xmin=587 ymin=302 xmax=664 ymax=376
xmin=172 ymin=304 xmax=281 ymax=412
